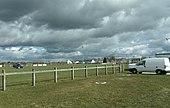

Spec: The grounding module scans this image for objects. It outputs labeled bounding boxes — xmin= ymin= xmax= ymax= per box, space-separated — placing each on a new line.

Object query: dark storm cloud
xmin=0 ymin=0 xmax=41 ymax=21
xmin=32 ymin=0 xmax=118 ymax=29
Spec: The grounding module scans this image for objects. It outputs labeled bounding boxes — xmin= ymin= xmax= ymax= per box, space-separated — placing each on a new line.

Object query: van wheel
xmin=132 ymin=69 xmax=137 ymax=74
xmin=156 ymin=70 xmax=162 ymax=75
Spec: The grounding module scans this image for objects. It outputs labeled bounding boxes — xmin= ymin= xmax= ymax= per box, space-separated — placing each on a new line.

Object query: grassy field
xmin=1 ymin=64 xmax=170 ymax=108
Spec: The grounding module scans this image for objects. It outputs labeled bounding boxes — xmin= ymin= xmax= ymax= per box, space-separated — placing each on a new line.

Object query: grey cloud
xmin=0 ymin=0 xmax=41 ymax=21
xmin=32 ymin=0 xmax=138 ymax=29
xmin=32 ymin=0 xmax=102 ymax=29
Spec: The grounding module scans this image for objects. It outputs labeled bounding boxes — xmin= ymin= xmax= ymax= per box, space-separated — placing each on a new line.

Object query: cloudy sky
xmin=0 ymin=0 xmax=170 ymax=61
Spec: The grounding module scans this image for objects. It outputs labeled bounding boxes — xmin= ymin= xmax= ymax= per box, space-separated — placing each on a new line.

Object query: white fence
xmin=0 ymin=64 xmax=123 ymax=91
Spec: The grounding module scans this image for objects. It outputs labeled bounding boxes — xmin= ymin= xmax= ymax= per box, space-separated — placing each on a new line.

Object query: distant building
xmin=129 ymin=58 xmax=141 ymax=64
xmin=74 ymin=61 xmax=80 ymax=64
xmin=155 ymin=53 xmax=170 ymax=58
xmin=115 ymin=58 xmax=129 ymax=64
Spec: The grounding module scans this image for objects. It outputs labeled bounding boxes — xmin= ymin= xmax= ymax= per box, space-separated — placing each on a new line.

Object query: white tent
xmin=91 ymin=60 xmax=96 ymax=64
xmin=67 ymin=60 xmax=73 ymax=64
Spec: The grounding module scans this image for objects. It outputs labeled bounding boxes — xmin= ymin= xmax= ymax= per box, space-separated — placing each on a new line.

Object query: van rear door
xmin=164 ymin=58 xmax=170 ymax=71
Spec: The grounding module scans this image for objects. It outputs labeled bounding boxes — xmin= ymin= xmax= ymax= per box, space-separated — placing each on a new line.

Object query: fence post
xmin=2 ymin=69 xmax=6 ymax=91
xmin=32 ymin=69 xmax=35 ymax=86
xmin=85 ymin=66 xmax=88 ymax=78
xmin=112 ymin=64 xmax=115 ymax=74
xmin=71 ymin=66 xmax=74 ymax=80
xmin=119 ymin=64 xmax=122 ymax=73
xmin=96 ymin=65 xmax=98 ymax=76
xmin=105 ymin=65 xmax=108 ymax=75
xmin=122 ymin=64 xmax=124 ymax=73
xmin=54 ymin=67 xmax=57 ymax=83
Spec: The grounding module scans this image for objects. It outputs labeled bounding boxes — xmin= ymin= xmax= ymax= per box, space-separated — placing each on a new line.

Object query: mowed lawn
xmin=0 ymin=64 xmax=170 ymax=108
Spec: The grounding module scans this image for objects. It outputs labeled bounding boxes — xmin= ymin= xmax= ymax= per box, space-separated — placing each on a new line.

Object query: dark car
xmin=13 ymin=63 xmax=24 ymax=69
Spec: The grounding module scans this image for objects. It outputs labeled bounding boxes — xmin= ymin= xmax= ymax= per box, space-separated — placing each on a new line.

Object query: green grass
xmin=1 ymin=64 xmax=170 ymax=107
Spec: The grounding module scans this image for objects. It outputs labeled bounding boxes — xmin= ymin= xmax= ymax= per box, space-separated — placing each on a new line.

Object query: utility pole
xmin=166 ymin=38 xmax=170 ymax=52
xmin=82 ymin=45 xmax=85 ymax=64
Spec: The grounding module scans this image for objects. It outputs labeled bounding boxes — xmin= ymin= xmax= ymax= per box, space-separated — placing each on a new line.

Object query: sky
xmin=0 ymin=0 xmax=170 ymax=62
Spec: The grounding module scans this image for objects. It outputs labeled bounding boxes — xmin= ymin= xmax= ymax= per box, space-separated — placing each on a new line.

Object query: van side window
xmin=137 ymin=60 xmax=146 ymax=66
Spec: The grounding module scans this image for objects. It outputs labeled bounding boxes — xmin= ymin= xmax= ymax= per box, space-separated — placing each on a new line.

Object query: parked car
xmin=13 ymin=63 xmax=24 ymax=69
xmin=128 ymin=57 xmax=170 ymax=74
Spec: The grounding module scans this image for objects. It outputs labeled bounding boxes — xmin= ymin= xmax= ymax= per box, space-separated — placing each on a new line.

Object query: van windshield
xmin=136 ymin=60 xmax=145 ymax=66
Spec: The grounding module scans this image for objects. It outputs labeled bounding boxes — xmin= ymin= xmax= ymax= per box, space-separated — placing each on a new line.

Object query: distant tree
xmin=103 ymin=57 xmax=107 ymax=63
xmin=108 ymin=56 xmax=115 ymax=63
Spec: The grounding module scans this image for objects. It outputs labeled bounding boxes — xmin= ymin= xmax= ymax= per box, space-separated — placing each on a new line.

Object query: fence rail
xmin=1 ymin=64 xmax=123 ymax=91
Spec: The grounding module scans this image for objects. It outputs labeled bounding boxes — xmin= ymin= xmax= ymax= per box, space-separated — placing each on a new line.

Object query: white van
xmin=128 ymin=58 xmax=170 ymax=74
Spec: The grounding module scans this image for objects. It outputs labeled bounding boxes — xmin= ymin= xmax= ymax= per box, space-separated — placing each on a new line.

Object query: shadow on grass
xmin=126 ymin=71 xmax=167 ymax=76
xmin=7 ymin=82 xmax=31 ymax=87
xmin=6 ymin=79 xmax=54 ymax=87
